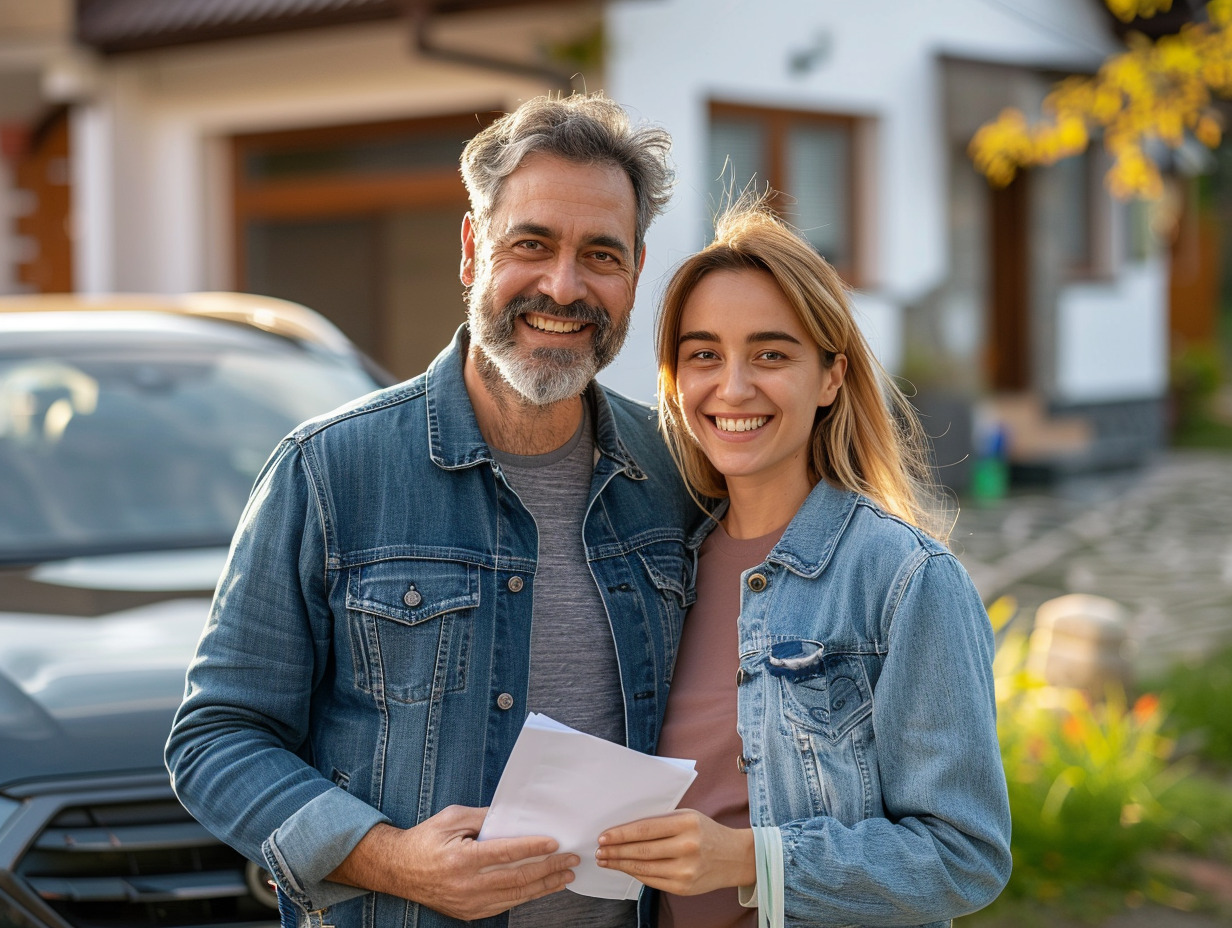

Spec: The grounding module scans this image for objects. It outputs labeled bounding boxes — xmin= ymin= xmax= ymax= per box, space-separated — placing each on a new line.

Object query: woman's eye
xmin=758 ymin=350 xmax=787 ymax=361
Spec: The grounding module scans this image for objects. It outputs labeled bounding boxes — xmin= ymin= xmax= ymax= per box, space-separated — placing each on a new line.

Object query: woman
xmin=595 ymin=198 xmax=1011 ymax=928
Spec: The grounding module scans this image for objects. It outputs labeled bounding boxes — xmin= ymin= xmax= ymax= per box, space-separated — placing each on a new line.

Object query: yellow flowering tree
xmin=970 ymin=0 xmax=1232 ymax=199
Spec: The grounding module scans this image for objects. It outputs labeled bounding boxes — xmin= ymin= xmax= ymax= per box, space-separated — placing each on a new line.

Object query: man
xmin=166 ymin=93 xmax=704 ymax=928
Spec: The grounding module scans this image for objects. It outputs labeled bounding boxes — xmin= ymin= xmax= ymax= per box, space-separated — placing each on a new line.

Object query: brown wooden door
xmin=16 ymin=107 xmax=73 ymax=293
xmin=988 ymin=171 xmax=1030 ymax=392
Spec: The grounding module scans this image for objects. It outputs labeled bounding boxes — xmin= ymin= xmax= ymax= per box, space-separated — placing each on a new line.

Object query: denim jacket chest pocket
xmin=345 ymin=558 xmax=478 ymax=705
xmin=758 ymin=639 xmax=880 ymax=824
xmin=768 ymin=641 xmax=873 ymax=744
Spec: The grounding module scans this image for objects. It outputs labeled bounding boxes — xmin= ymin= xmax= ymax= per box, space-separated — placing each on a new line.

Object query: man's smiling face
xmin=462 ymin=152 xmax=642 ymax=406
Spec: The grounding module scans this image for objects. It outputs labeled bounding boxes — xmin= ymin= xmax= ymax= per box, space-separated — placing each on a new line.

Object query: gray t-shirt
xmin=493 ymin=396 xmax=634 ymax=928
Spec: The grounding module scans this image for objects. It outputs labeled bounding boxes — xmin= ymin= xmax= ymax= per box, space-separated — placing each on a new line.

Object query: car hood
xmin=0 ymin=549 xmax=226 ymax=791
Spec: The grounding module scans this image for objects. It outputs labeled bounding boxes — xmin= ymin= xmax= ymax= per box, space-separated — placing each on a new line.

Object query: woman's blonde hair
xmin=656 ymin=194 xmax=951 ymax=543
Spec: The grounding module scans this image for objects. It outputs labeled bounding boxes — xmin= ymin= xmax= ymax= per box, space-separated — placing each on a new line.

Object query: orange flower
xmin=1132 ymin=692 xmax=1161 ymax=724
xmin=1062 ymin=714 xmax=1085 ymax=745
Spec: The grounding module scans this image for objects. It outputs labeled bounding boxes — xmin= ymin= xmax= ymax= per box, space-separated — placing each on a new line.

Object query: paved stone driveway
xmin=949 ymin=449 xmax=1232 ymax=678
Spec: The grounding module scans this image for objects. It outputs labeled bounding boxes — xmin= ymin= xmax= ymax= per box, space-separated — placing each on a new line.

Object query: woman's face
xmin=675 ymin=268 xmax=845 ymax=497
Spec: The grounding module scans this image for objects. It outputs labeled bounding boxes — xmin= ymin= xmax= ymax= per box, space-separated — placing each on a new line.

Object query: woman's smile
xmin=711 ymin=414 xmax=771 ymax=434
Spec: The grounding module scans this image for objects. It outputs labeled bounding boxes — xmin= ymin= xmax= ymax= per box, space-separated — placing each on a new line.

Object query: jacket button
xmin=736 ymin=754 xmax=749 ymax=774
xmin=747 ymin=573 xmax=767 ymax=593
xmin=496 ymin=693 xmax=514 ymax=711
xmin=402 ymin=586 xmax=422 ymax=608
xmin=507 ymin=576 xmax=524 ymax=592
xmin=735 ymin=667 xmax=749 ymax=686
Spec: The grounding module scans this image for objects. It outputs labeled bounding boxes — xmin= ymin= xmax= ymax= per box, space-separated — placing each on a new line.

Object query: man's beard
xmin=467 ymin=289 xmax=629 ymax=406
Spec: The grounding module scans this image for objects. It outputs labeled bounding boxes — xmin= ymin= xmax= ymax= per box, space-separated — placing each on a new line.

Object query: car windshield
xmin=0 ymin=316 xmax=380 ymax=563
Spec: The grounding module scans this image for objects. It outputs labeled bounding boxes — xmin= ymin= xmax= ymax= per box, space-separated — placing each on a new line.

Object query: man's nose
xmin=537 ymin=256 xmax=587 ymax=307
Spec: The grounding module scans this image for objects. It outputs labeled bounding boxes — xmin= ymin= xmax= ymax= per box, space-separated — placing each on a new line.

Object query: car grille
xmin=2 ymin=775 xmax=278 ymax=928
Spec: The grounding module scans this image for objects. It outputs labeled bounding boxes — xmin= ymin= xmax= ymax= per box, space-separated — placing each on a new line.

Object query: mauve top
xmin=656 ymin=520 xmax=785 ymax=928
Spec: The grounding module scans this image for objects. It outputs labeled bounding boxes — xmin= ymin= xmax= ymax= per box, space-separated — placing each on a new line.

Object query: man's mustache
xmin=503 ymin=295 xmax=610 ymax=329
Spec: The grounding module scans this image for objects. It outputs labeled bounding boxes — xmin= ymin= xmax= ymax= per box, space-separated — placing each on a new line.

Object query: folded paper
xmin=477 ymin=712 xmax=697 ymax=899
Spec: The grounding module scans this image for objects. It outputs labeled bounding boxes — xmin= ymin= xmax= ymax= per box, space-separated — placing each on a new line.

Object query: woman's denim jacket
xmin=165 ymin=328 xmax=705 ymax=928
xmin=734 ymin=480 xmax=1011 ymax=928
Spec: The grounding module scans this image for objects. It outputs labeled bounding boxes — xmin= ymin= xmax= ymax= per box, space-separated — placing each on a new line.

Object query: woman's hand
xmin=595 ymin=810 xmax=755 ymax=895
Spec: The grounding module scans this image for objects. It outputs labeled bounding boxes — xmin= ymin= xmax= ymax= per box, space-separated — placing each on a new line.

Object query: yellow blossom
xmin=1106 ymin=0 xmax=1173 ymax=23
xmin=970 ymin=0 xmax=1232 ymax=199
xmin=1196 ymin=112 xmax=1223 ymax=147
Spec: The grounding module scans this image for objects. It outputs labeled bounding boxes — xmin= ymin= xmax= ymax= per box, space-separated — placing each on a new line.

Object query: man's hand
xmin=327 ymin=805 xmax=578 ymax=920
xmin=594 ymin=810 xmax=755 ymax=896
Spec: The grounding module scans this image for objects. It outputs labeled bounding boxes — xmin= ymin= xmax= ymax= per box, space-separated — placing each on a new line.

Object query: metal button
xmin=747 ymin=573 xmax=768 ymax=593
xmin=496 ymin=693 xmax=514 ymax=711
xmin=507 ymin=576 xmax=524 ymax=593
xmin=736 ymin=754 xmax=749 ymax=774
xmin=735 ymin=667 xmax=749 ymax=686
xmin=402 ymin=586 xmax=422 ymax=608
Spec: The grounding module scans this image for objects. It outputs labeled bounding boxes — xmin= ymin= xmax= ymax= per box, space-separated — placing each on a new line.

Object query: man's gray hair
xmin=460 ymin=92 xmax=675 ymax=258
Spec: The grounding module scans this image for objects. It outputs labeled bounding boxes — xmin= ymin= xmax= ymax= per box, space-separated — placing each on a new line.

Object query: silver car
xmin=0 ymin=293 xmax=392 ymax=928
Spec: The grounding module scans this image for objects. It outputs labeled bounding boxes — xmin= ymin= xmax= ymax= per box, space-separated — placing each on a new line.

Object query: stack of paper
xmin=477 ymin=713 xmax=697 ymax=899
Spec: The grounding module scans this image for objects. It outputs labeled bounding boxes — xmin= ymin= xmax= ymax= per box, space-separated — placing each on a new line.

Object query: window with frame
xmin=1049 ymin=146 xmax=1120 ymax=279
xmin=707 ymin=102 xmax=865 ymax=283
xmin=1050 ymin=149 xmax=1094 ymax=276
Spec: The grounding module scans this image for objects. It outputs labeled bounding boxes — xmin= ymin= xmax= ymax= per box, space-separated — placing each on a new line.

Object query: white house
xmin=0 ymin=0 xmax=1174 ymax=485
xmin=605 ymin=0 xmax=1171 ymax=481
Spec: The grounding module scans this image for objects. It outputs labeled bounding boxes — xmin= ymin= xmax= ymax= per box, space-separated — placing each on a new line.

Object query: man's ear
xmin=636 ymin=245 xmax=647 ymax=277
xmin=460 ymin=213 xmax=477 ymax=286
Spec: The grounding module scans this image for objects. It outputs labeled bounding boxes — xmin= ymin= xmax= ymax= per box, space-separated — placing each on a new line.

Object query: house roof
xmin=75 ymin=0 xmax=582 ymax=53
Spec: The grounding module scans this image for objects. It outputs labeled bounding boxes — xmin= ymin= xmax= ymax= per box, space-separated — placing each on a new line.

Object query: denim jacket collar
xmin=768 ymin=479 xmax=861 ymax=580
xmin=425 ymin=325 xmax=645 ymax=479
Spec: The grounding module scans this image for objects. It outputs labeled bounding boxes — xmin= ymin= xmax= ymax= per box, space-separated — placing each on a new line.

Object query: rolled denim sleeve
xmin=774 ymin=552 xmax=1011 ymax=925
xmin=165 ymin=439 xmax=390 ymax=912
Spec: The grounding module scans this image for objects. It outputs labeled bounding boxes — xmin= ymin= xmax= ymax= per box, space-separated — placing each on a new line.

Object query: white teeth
xmin=525 ymin=313 xmax=585 ymax=334
xmin=715 ymin=416 xmax=768 ymax=433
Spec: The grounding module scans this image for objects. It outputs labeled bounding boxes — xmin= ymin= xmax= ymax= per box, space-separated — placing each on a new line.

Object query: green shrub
xmin=1147 ymin=646 xmax=1232 ymax=769
xmin=989 ymin=600 xmax=1184 ymax=905
xmin=972 ymin=600 xmax=1232 ymax=926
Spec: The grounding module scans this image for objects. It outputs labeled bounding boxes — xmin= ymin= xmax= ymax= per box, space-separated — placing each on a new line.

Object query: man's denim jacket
xmin=733 ymin=480 xmax=1012 ymax=928
xmin=166 ymin=328 xmax=705 ymax=928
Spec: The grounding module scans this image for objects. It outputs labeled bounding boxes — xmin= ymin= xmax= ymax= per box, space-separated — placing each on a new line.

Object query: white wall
xmin=1055 ymin=258 xmax=1170 ymax=402
xmin=603 ymin=0 xmax=1118 ymax=401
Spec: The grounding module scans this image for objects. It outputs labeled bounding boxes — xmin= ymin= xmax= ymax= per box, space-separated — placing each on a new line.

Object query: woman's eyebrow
xmin=678 ymin=330 xmax=718 ymax=345
xmin=748 ymin=331 xmax=803 ymax=345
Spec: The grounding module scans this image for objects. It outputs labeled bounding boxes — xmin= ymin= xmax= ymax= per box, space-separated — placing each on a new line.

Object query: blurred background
xmin=1 ymin=1 xmax=1230 ymax=925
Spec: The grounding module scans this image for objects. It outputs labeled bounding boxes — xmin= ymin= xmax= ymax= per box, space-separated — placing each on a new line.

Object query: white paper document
xmin=477 ymin=712 xmax=697 ymax=900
